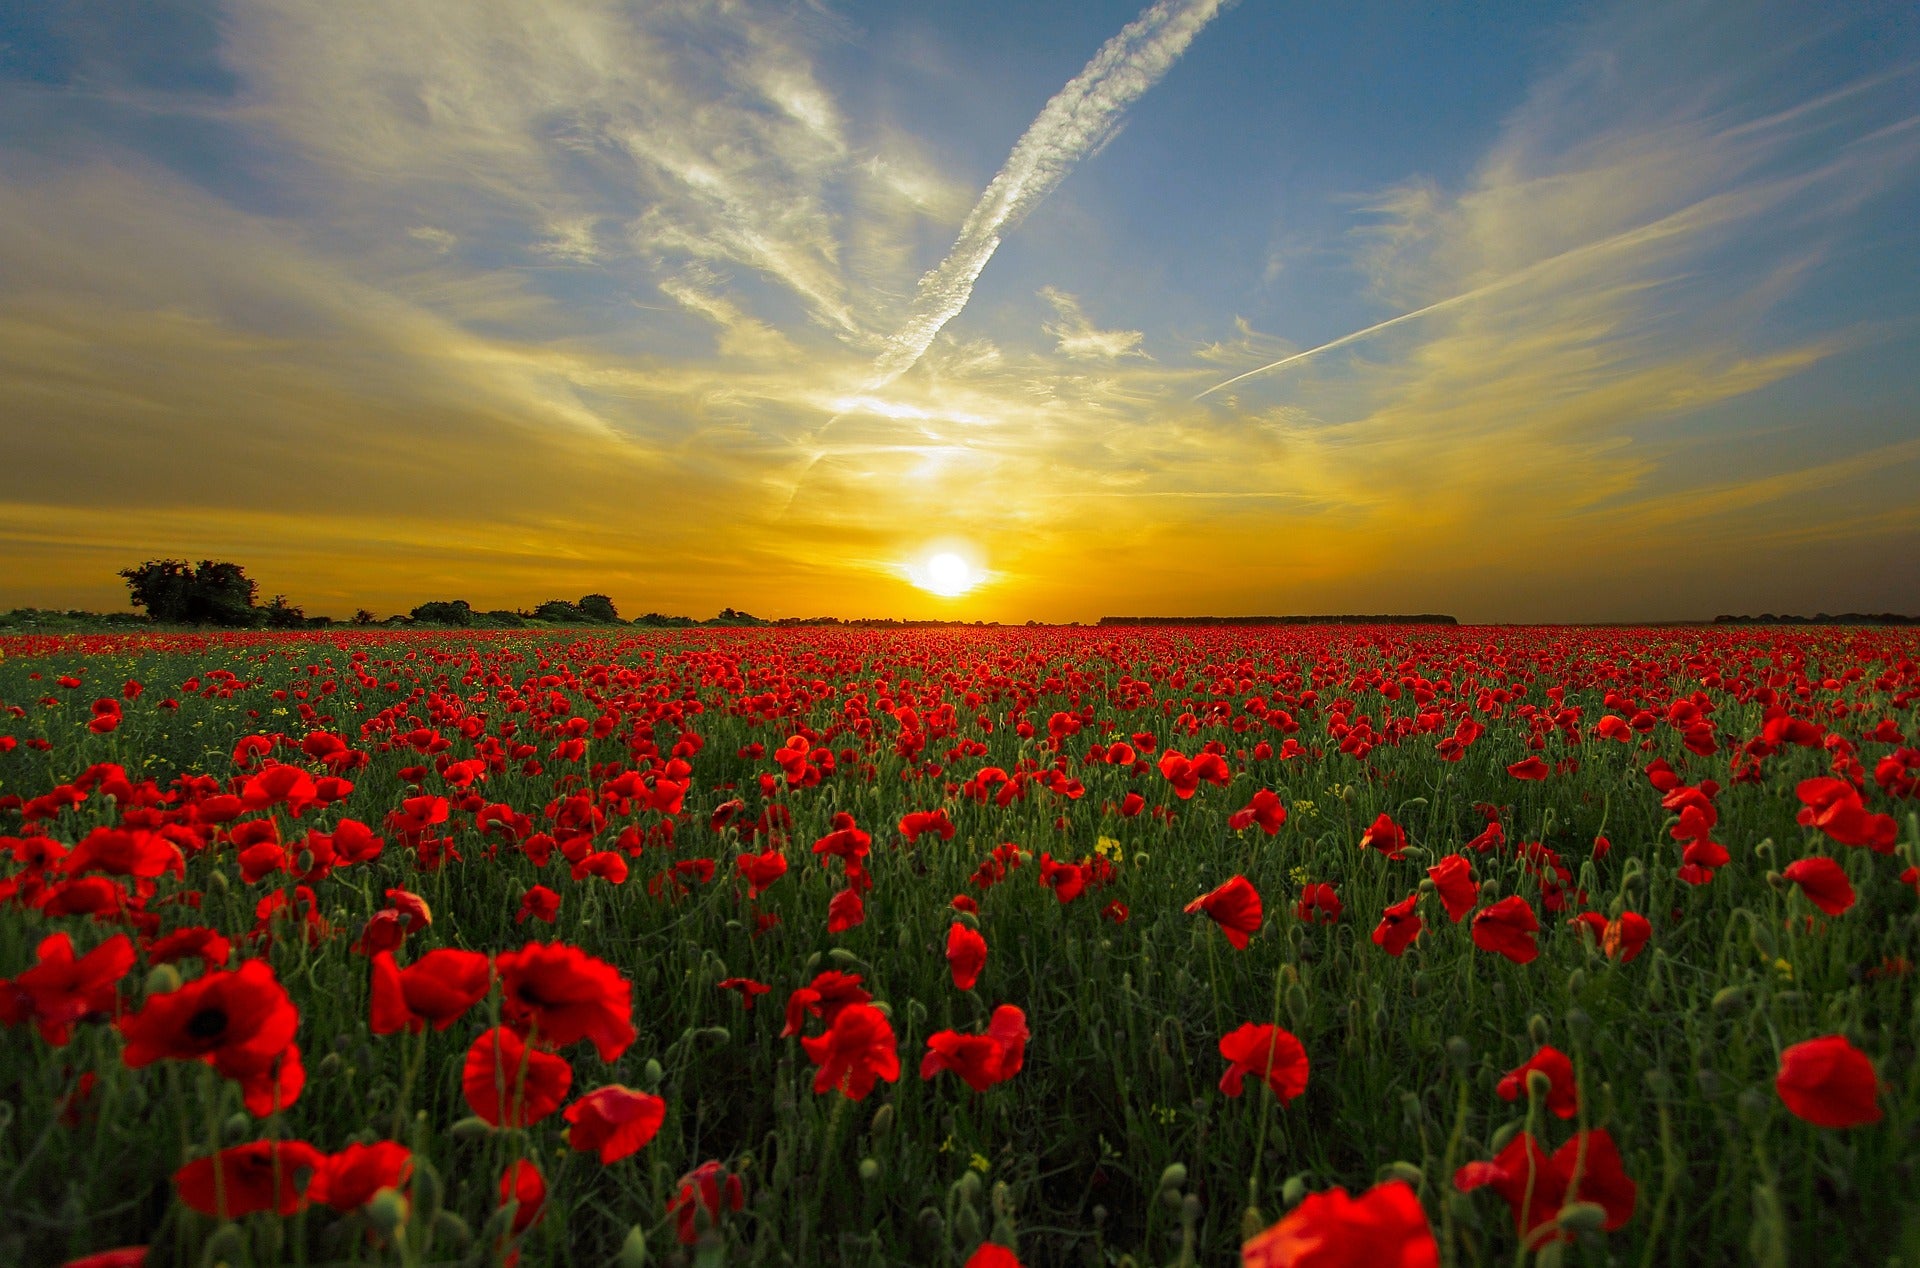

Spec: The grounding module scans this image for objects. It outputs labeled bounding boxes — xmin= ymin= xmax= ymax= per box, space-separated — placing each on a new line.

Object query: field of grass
xmin=2 ymin=624 xmax=1917 ymax=1267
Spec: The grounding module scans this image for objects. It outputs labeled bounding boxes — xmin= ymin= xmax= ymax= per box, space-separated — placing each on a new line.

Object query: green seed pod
xmin=367 ymin=1187 xmax=409 ymax=1237
xmin=858 ymin=1158 xmax=880 ymax=1183
xmin=618 ymin=1224 xmax=650 ymax=1268
xmin=142 ymin=963 xmax=182 ymax=996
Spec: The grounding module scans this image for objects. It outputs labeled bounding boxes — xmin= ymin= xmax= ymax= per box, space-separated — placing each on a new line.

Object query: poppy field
xmin=2 ymin=623 xmax=1918 ymax=1267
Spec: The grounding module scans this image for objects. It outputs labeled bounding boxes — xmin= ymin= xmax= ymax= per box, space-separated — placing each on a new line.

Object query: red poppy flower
xmin=782 ymin=970 xmax=871 ymax=1038
xmin=1186 ymin=875 xmax=1263 ymax=950
xmin=827 ymin=887 xmax=866 ymax=932
xmin=1602 ymin=912 xmax=1651 ymax=962
xmin=1371 ymin=893 xmax=1423 ymax=957
xmin=564 ymin=1085 xmax=667 ymax=1163
xmin=517 ymin=885 xmax=561 ymax=925
xmin=947 ymin=922 xmax=988 ymax=991
xmin=63 ymin=827 xmax=183 ymax=880
xmin=668 ymin=1161 xmax=744 ymax=1245
xmin=494 ymin=942 xmax=635 ymax=1060
xmin=1472 ymin=897 xmax=1539 ymax=964
xmin=799 ymin=1001 xmax=899 ymax=1099
xmin=1240 ymin=1179 xmax=1438 ymax=1268
xmin=370 ymin=949 xmax=492 ymax=1034
xmin=900 ymin=809 xmax=956 ymax=843
xmin=1359 ymin=814 xmax=1408 ymax=860
xmin=56 ymin=1249 xmax=147 ymax=1268
xmin=1506 ymin=757 xmax=1550 ymax=781
xmin=964 ymin=1244 xmax=1023 ymax=1268
xmin=1218 ymin=1022 xmax=1309 ymax=1101
xmin=1776 ymin=1034 xmax=1882 ymax=1128
xmin=1426 ymin=854 xmax=1478 ymax=923
xmin=1037 ymin=854 xmax=1086 ymax=903
xmin=1294 ymin=883 xmax=1341 ymax=925
xmin=736 ymin=849 xmax=789 ymax=898
xmin=119 ymin=959 xmax=300 ymax=1108
xmin=1782 ymin=856 xmax=1855 ymax=916
xmin=0 ymin=931 xmax=134 ymax=1046
xmin=1795 ymin=777 xmax=1897 ymax=852
xmin=1228 ymin=789 xmax=1288 ymax=835
xmin=1496 ymin=1045 xmax=1578 ymax=1118
xmin=174 ymin=1139 xmax=324 ymax=1218
xmin=462 ymin=1026 xmax=572 ymax=1127
xmin=1454 ymin=1129 xmax=1635 ymax=1241
xmin=500 ymin=1159 xmax=546 ymax=1235
xmin=717 ymin=977 xmax=771 ymax=1008
xmin=921 ymin=1004 xmax=1028 ymax=1091
xmin=308 ymin=1141 xmax=412 ymax=1212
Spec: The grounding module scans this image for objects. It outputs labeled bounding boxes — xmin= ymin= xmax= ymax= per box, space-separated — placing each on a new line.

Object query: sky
xmin=1 ymin=0 xmax=1917 ymax=624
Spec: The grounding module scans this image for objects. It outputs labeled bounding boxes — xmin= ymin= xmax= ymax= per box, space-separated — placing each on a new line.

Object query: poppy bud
xmin=143 ymin=963 xmax=182 ymax=996
xmin=803 ymin=952 xmax=822 ymax=975
xmin=618 ymin=1224 xmax=649 ymax=1268
xmin=1446 ymin=1036 xmax=1472 ymax=1069
xmin=954 ymin=1204 xmax=983 ymax=1246
xmin=1746 ymin=916 xmax=1776 ymax=959
xmin=450 ymin=1116 xmax=494 ymax=1141
xmin=1240 ymin=1204 xmax=1267 ymax=1241
xmin=1564 ymin=1008 xmax=1592 ymax=1042
xmin=1480 ymin=877 xmax=1502 ymax=900
xmin=1157 ymin=1163 xmax=1187 ymax=1192
xmin=1764 ymin=870 xmax=1786 ymax=891
xmin=318 ymin=1051 xmax=343 ymax=1078
xmin=1280 ymin=1174 xmax=1307 ymax=1206
xmin=222 ymin=1110 xmax=252 ymax=1143
xmin=432 ymin=1211 xmax=472 ymax=1246
xmin=1753 ymin=838 xmax=1775 ymax=861
xmin=955 ymin=1171 xmax=983 ymax=1205
xmin=1711 ymin=986 xmax=1746 ymax=1016
xmin=1284 ymin=982 xmax=1309 ymax=1027
xmin=1525 ymin=1069 xmax=1553 ymax=1102
xmin=858 ymin=1158 xmax=880 ymax=1183
xmin=643 ymin=1058 xmax=663 ymax=1089
xmin=1528 ymin=1014 xmax=1549 ymax=1045
xmin=1380 ymin=1160 xmax=1424 ymax=1187
xmin=1557 ymin=1200 xmax=1608 ymax=1233
xmin=1695 ymin=1069 xmax=1721 ymax=1097
xmin=828 ymin=949 xmax=863 ymax=968
xmin=209 ymin=869 xmax=230 ymax=894
xmin=1566 ymin=969 xmax=1587 ymax=996
xmin=871 ymin=1105 xmax=894 ymax=1138
xmin=1644 ymin=1069 xmax=1672 ymax=1097
xmin=1181 ymin=1193 xmax=1203 ymax=1223
xmin=991 ymin=1181 xmax=1012 ymax=1217
xmin=698 ymin=1026 xmax=732 ymax=1046
xmin=1737 ymin=1086 xmax=1771 ymax=1129
xmin=367 ymin=1188 xmax=409 ymax=1236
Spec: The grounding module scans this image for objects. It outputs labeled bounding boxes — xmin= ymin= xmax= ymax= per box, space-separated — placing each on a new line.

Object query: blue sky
xmin=1 ymin=0 xmax=1916 ymax=620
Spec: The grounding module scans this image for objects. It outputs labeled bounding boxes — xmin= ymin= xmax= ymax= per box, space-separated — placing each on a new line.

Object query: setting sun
xmin=914 ymin=550 xmax=979 ymax=597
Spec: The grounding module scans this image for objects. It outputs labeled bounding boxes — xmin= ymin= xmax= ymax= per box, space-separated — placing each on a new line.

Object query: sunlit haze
xmin=1 ymin=1 xmax=1916 ymax=621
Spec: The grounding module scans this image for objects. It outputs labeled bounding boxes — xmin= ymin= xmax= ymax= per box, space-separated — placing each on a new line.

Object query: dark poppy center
xmin=515 ymin=982 xmax=552 ymax=1009
xmin=186 ymin=1006 xmax=228 ymax=1040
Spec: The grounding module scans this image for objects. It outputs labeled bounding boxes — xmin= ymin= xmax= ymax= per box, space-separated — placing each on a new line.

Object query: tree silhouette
xmin=118 ymin=560 xmax=259 ymax=626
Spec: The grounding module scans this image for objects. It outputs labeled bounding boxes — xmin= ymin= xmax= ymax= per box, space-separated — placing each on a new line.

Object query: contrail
xmin=1192 ymin=187 xmax=1752 ymax=400
xmin=871 ymin=0 xmax=1231 ymax=386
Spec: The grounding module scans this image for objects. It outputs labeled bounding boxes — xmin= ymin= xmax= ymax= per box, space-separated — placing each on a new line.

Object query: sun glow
xmin=912 ymin=550 xmax=980 ymax=597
